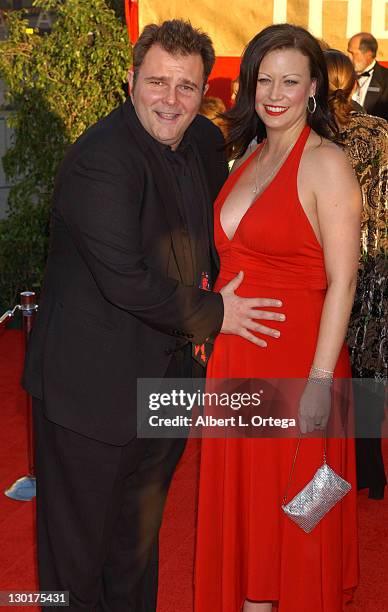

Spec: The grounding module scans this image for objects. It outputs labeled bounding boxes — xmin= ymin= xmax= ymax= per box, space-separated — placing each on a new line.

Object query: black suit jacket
xmin=22 ymin=98 xmax=228 ymax=445
xmin=363 ymin=62 xmax=388 ymax=121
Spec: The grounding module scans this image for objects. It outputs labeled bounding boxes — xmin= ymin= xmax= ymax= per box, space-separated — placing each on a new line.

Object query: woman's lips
xmin=264 ymin=105 xmax=289 ymax=116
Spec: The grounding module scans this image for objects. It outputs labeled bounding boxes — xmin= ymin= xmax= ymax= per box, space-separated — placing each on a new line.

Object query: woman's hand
xmin=298 ymin=381 xmax=332 ymax=434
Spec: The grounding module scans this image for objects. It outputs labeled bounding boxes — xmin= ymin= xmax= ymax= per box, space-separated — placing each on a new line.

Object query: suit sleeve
xmin=58 ymin=149 xmax=223 ymax=344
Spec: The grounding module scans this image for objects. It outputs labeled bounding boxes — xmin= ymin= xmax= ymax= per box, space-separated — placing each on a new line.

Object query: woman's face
xmin=255 ymin=47 xmax=316 ymax=131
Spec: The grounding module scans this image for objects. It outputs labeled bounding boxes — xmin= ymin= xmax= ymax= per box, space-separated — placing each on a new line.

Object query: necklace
xmin=252 ymin=139 xmax=296 ymax=194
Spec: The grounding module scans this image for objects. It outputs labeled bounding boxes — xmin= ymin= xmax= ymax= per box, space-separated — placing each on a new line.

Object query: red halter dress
xmin=194 ymin=125 xmax=358 ymax=611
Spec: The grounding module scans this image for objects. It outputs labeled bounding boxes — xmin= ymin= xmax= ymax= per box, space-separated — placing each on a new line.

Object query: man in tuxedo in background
xmin=23 ymin=19 xmax=284 ymax=611
xmin=348 ymin=32 xmax=388 ymax=120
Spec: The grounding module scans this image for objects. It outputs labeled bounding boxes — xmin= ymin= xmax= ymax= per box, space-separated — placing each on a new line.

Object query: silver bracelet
xmin=308 ymin=376 xmax=333 ymax=386
xmin=310 ymin=366 xmax=334 ymax=376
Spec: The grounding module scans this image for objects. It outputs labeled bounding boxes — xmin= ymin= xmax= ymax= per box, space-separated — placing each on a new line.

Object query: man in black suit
xmin=23 ymin=20 xmax=284 ymax=611
xmin=348 ymin=32 xmax=388 ymax=120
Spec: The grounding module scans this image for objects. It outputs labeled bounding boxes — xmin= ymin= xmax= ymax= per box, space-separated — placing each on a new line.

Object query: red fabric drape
xmin=124 ymin=0 xmax=139 ymax=44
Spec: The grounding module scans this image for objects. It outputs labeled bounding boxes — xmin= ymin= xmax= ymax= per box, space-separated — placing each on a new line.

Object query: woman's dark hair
xmin=224 ymin=23 xmax=337 ymax=158
xmin=324 ymin=49 xmax=357 ymax=126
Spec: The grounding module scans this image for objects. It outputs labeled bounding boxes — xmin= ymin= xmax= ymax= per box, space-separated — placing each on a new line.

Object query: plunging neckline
xmin=220 ymin=126 xmax=309 ymax=242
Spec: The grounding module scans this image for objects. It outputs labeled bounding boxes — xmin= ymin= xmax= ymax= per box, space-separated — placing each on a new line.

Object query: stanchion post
xmin=20 ymin=291 xmax=38 ymax=477
xmin=4 ymin=291 xmax=38 ymax=501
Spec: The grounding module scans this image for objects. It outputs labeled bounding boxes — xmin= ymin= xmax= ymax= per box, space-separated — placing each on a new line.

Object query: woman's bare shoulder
xmin=230 ymin=140 xmax=260 ymax=174
xmin=303 ymin=132 xmax=352 ymax=176
xmin=300 ymin=131 xmax=360 ymax=207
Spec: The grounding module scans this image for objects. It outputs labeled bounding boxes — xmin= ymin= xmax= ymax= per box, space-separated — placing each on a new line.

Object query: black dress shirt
xmin=162 ymin=138 xmax=212 ymax=290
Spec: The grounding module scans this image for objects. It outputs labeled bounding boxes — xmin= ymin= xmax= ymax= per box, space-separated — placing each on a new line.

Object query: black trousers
xmin=354 ymin=380 xmax=386 ymax=494
xmin=34 ymin=347 xmax=196 ymax=611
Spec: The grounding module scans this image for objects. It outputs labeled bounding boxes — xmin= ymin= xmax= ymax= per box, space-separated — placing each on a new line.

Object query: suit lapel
xmin=188 ymin=140 xmax=220 ymax=276
xmin=147 ymin=148 xmax=195 ymax=286
xmin=364 ymin=64 xmax=383 ymax=113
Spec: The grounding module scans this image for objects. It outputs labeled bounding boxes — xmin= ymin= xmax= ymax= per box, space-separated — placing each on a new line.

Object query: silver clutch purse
xmin=282 ymin=438 xmax=351 ymax=533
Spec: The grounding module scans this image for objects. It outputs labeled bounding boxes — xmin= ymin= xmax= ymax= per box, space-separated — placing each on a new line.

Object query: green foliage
xmin=106 ymin=0 xmax=126 ymax=23
xmin=0 ymin=0 xmax=131 ymax=309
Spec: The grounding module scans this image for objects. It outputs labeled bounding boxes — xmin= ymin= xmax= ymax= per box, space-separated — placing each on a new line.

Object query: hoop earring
xmin=307 ymin=95 xmax=317 ymax=114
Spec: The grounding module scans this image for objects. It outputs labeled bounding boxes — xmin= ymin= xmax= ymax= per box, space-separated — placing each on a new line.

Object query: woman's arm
xmin=299 ymin=144 xmax=361 ymax=433
xmin=311 ymin=144 xmax=361 ymax=372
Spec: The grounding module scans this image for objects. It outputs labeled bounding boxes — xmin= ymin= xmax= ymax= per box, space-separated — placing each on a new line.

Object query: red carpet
xmin=0 ymin=329 xmax=387 ymax=611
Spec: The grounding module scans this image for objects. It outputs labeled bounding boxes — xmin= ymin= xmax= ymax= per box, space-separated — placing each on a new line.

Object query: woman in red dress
xmin=195 ymin=25 xmax=361 ymax=612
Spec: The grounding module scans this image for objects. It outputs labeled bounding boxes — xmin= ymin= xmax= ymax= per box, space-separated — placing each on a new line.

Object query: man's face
xmin=347 ymin=36 xmax=373 ymax=73
xmin=128 ymin=44 xmax=207 ymax=150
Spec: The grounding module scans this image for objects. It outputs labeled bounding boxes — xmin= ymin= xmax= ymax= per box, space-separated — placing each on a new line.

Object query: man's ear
xmin=203 ymin=83 xmax=209 ymax=96
xmin=127 ymin=69 xmax=134 ymax=96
